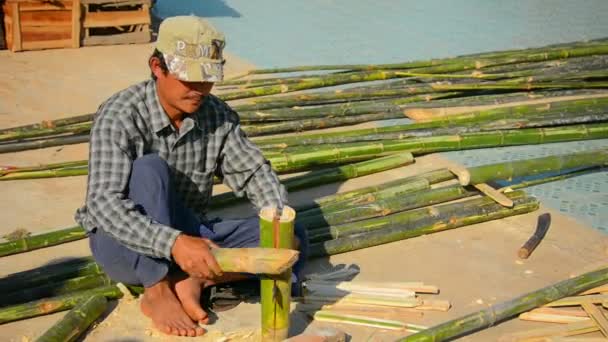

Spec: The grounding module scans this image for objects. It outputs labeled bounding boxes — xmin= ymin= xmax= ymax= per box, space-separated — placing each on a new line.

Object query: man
xmin=75 ymin=16 xmax=307 ymax=337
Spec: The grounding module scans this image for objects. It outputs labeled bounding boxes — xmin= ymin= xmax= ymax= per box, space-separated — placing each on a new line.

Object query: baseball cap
xmin=156 ymin=16 xmax=226 ymax=82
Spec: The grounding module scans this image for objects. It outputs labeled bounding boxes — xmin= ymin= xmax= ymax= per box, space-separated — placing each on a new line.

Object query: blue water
xmin=153 ymin=1 xmax=608 ymax=232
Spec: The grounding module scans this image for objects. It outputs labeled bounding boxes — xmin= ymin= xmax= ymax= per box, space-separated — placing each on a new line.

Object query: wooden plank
xmin=71 ymin=0 xmax=80 ymax=48
xmin=581 ymin=303 xmax=608 ymax=337
xmin=21 ymin=25 xmax=72 ymax=41
xmin=83 ymin=9 xmax=150 ymax=28
xmin=11 ymin=2 xmax=22 ymax=52
xmin=530 ymin=307 xmax=589 ymax=317
xmin=3 ymin=3 xmax=13 ymax=49
xmin=519 ymin=312 xmax=590 ymax=324
xmin=79 ymin=0 xmax=151 ymax=5
xmin=21 ymin=39 xmax=72 ymax=50
xmin=81 ymin=29 xmax=150 ymax=46
xmin=20 ymin=10 xmax=72 ymax=27
xmin=16 ymin=2 xmax=73 ymax=12
xmin=474 ymin=183 xmax=514 ymax=207
xmin=546 ymin=294 xmax=608 ymax=307
xmin=416 ymin=299 xmax=451 ymax=312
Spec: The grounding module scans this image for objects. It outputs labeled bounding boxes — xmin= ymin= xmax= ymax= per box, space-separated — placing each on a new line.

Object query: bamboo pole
xmin=0 ymin=121 xmax=92 ymax=143
xmin=298 ymin=184 xmax=475 ymax=229
xmin=0 ymin=134 xmax=90 ymax=154
xmin=211 ymin=153 xmax=414 ymax=208
xmin=456 ymin=149 xmax=608 ymax=186
xmin=36 ymin=295 xmax=107 ymax=342
xmin=0 ymin=226 xmax=87 ymax=257
xmin=259 ymin=206 xmax=296 ymax=341
xmin=0 ymin=274 xmax=112 ymax=307
xmin=0 ymin=257 xmax=102 ymax=293
xmin=398 ymin=265 xmax=608 ymax=341
xmin=309 ymin=191 xmax=538 ymax=257
xmin=0 ymin=285 xmax=122 ymax=324
xmin=0 ymin=113 xmax=94 ymax=135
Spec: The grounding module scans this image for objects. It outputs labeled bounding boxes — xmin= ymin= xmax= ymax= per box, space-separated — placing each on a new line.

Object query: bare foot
xmin=174 ymin=275 xmax=210 ymax=325
xmin=140 ymin=278 xmax=205 ymax=337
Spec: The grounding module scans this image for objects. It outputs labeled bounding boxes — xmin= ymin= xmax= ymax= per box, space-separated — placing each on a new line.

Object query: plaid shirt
xmin=75 ymin=80 xmax=286 ymax=260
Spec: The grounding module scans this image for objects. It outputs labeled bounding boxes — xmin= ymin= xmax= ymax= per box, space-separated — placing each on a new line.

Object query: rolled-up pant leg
xmin=89 ymin=154 xmax=200 ymax=288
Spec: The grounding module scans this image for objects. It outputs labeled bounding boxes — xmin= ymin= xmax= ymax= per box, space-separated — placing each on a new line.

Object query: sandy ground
xmin=1 ymin=43 xmax=607 ymax=342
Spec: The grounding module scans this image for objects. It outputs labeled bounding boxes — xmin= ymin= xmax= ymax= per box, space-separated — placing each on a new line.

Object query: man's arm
xmin=219 ymin=119 xmax=287 ymax=209
xmin=85 ymin=112 xmax=180 ymax=259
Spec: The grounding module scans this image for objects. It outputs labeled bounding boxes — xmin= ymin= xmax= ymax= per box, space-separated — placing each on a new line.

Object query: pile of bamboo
xmin=502 ymin=284 xmax=608 ymax=341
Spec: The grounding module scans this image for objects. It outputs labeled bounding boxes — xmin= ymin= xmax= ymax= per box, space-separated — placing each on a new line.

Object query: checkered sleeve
xmin=220 ymin=119 xmax=287 ymax=210
xmin=85 ymin=110 xmax=180 ymax=260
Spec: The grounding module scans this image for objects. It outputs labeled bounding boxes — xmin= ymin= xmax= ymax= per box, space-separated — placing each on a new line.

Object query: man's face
xmin=151 ymin=57 xmax=214 ymax=114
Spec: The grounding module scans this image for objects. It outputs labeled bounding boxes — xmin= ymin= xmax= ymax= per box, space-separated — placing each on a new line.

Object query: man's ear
xmin=149 ymin=57 xmax=165 ymax=79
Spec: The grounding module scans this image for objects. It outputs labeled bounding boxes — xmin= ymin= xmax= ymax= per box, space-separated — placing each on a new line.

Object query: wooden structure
xmin=1 ymin=0 xmax=150 ymax=52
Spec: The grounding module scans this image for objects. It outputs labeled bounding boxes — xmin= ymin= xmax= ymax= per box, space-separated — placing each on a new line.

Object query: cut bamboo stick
xmin=298 ymin=303 xmax=424 ymax=318
xmin=580 ymin=284 xmax=608 ymax=295
xmin=303 ymin=293 xmax=422 ymax=308
xmin=498 ymin=320 xmax=598 ymax=342
xmin=546 ymin=294 xmax=608 ymax=307
xmin=303 ymin=282 xmax=416 ymax=299
xmin=36 ymin=295 xmax=107 ymax=342
xmin=417 ymin=299 xmax=452 ymax=312
xmin=312 ymin=310 xmax=426 ymax=332
xmin=519 ymin=312 xmax=590 ymax=324
xmin=304 ymin=280 xmax=439 ymax=294
xmin=580 ymin=303 xmax=608 ymax=336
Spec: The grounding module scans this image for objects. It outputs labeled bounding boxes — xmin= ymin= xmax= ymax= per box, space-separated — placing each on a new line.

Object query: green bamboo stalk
xmin=294 ymin=169 xmax=455 ymax=212
xmin=0 ymin=122 xmax=92 ymax=143
xmin=242 ymin=112 xmax=407 ymax=137
xmin=507 ymin=166 xmax=604 ymax=190
xmin=0 ymin=226 xmax=87 ymax=257
xmin=296 ymin=178 xmax=432 ymax=219
xmin=309 ymin=191 xmax=538 ymax=257
xmin=0 ymin=257 xmax=101 ymax=293
xmin=230 ymin=41 xmax=608 ymax=76
xmin=457 ymin=149 xmax=608 ymax=186
xmin=399 ymin=266 xmax=608 ymax=341
xmin=0 ymin=166 xmax=88 ymax=181
xmin=211 ymin=153 xmax=414 ymax=208
xmin=36 ymin=295 xmax=107 ymax=342
xmin=298 ymin=184 xmax=475 ymax=229
xmin=0 ymin=160 xmax=88 ymax=177
xmin=0 ymin=134 xmax=90 ymax=154
xmin=259 ymin=206 xmax=296 ymax=341
xmin=0 ymin=113 xmax=94 ymax=135
xmin=0 ymin=274 xmax=112 ymax=307
xmin=0 ymin=285 xmax=122 ymax=324
xmin=253 ymin=96 xmax=608 ymax=148
xmin=268 ymin=123 xmax=608 ymax=173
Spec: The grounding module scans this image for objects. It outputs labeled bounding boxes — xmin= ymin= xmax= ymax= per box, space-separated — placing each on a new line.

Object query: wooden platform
xmin=1 ymin=0 xmax=150 ymax=52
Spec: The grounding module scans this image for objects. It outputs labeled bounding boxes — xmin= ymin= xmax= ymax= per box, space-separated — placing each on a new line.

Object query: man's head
xmin=149 ymin=16 xmax=226 ymax=114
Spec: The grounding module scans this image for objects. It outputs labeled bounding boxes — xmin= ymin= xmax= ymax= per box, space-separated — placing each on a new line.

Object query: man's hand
xmin=171 ymin=234 xmax=223 ymax=279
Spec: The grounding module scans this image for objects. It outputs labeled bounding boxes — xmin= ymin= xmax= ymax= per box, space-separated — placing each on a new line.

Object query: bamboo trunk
xmin=298 ymin=184 xmax=475 ymax=229
xmin=0 ymin=113 xmax=94 ymax=135
xmin=0 ymin=121 xmax=92 ymax=143
xmin=309 ymin=191 xmax=538 ymax=257
xmin=0 ymin=226 xmax=87 ymax=257
xmin=259 ymin=206 xmax=296 ymax=341
xmin=456 ymin=149 xmax=608 ymax=186
xmin=399 ymin=267 xmax=608 ymax=341
xmin=0 ymin=274 xmax=112 ymax=307
xmin=0 ymin=257 xmax=102 ymax=293
xmin=211 ymin=153 xmax=414 ymax=208
xmin=0 ymin=134 xmax=90 ymax=154
xmin=0 ymin=285 xmax=122 ymax=324
xmin=36 ymin=295 xmax=107 ymax=342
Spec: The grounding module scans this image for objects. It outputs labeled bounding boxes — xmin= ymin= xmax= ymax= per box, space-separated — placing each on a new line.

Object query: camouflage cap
xmin=156 ymin=16 xmax=226 ymax=82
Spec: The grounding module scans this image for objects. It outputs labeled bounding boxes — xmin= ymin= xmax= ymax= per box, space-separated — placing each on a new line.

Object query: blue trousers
xmin=89 ymin=154 xmax=308 ymax=288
